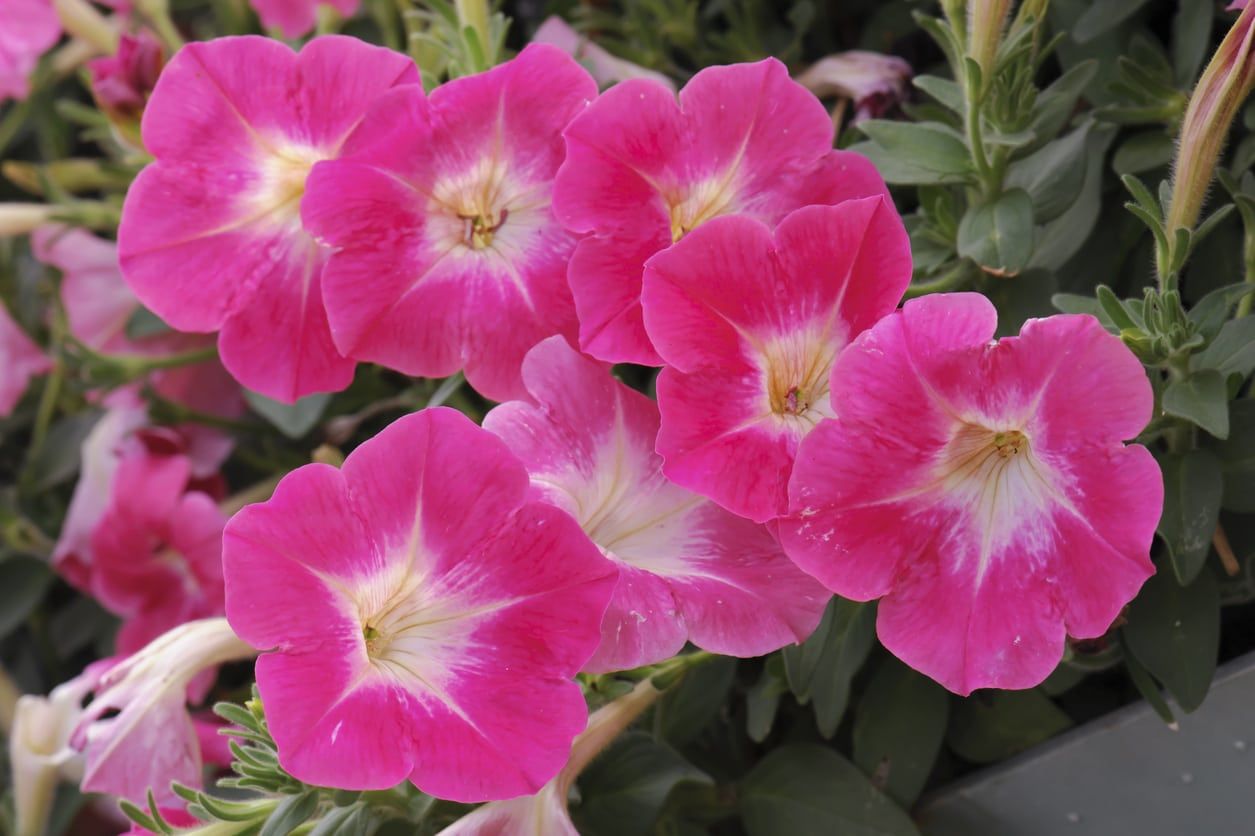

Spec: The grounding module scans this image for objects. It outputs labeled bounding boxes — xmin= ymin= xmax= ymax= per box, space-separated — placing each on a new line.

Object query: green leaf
xmin=574 ymin=732 xmax=711 ymax=836
xmin=956 ymin=189 xmax=1035 ymax=276
xmin=1027 ymin=60 xmax=1099 ymax=143
xmin=1171 ymin=0 xmax=1213 ymax=86
xmin=782 ymin=598 xmax=876 ymax=738
xmin=245 ymin=390 xmax=331 ymax=439
xmin=1211 ymin=399 xmax=1255 ymax=512
xmin=258 ymin=791 xmax=319 ymax=836
xmin=1005 ymin=124 xmax=1090 ymax=222
xmin=1187 ymin=283 xmax=1255 ymax=340
xmin=852 ymin=121 xmax=972 ymax=185
xmin=658 ymin=656 xmax=736 ymax=746
xmin=1050 ymin=293 xmax=1109 ymax=323
xmin=1123 ymin=567 xmax=1220 ymax=713
xmin=1119 ymin=633 xmax=1176 ymax=725
xmin=1074 ymin=0 xmax=1152 ymax=44
xmin=1112 ymin=130 xmax=1174 ymax=175
xmin=1028 ymin=125 xmax=1117 ymax=271
xmin=946 ymin=691 xmax=1073 ymax=764
xmin=852 ymin=659 xmax=949 ymax=807
xmin=746 ymin=655 xmax=788 ymax=743
xmin=1162 ymin=370 xmax=1230 ymax=439
xmin=1194 ymin=317 xmax=1255 ymax=380
xmin=0 ymin=556 xmax=53 ymax=637
xmin=739 ymin=744 xmax=919 ymax=836
xmin=911 ymin=75 xmax=963 ymax=113
xmin=23 ymin=409 xmax=102 ymax=492
xmin=125 ymin=306 xmax=170 ymax=340
xmin=1156 ymin=450 xmax=1223 ymax=585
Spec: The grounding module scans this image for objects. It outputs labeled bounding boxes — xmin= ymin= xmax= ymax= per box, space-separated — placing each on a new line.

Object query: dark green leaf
xmin=1157 ymin=450 xmax=1223 ymax=584
xmin=1194 ymin=317 xmax=1255 ymax=380
xmin=574 ymin=732 xmax=710 ymax=836
xmin=739 ymin=744 xmax=919 ymax=836
xmin=1028 ymin=61 xmax=1098 ymax=142
xmin=245 ymin=391 xmax=331 ymax=439
xmin=1112 ymin=130 xmax=1174 ymax=175
xmin=947 ymin=691 xmax=1073 ymax=763
xmin=852 ymin=659 xmax=949 ymax=807
xmin=1005 ymin=124 xmax=1090 ymax=221
xmin=658 ymin=656 xmax=736 ymax=746
xmin=1119 ymin=633 xmax=1176 ymax=725
xmin=1074 ymin=0 xmax=1152 ymax=44
xmin=782 ymin=598 xmax=875 ymax=738
xmin=0 ymin=556 xmax=53 ymax=637
xmin=1124 ymin=567 xmax=1220 ymax=712
xmin=1162 ymin=370 xmax=1230 ymax=439
xmin=957 ymin=189 xmax=1035 ymax=276
xmin=1028 ymin=124 xmax=1117 ymax=271
xmin=746 ymin=655 xmax=788 ymax=743
xmin=125 ymin=306 xmax=170 ymax=340
xmin=23 ymin=409 xmax=102 ymax=492
xmin=911 ymin=75 xmax=963 ymax=113
xmin=1171 ymin=0 xmax=1213 ymax=86
xmin=1211 ymin=400 xmax=1255 ymax=512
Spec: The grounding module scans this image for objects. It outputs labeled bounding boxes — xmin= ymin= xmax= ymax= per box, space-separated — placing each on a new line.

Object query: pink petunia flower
xmin=89 ymin=431 xmax=227 ymax=655
xmin=781 ymin=293 xmax=1162 ymax=695
xmin=87 ymin=31 xmax=162 ymax=119
xmin=0 ymin=301 xmax=49 ymax=416
xmin=250 ymin=0 xmax=361 ymax=39
xmin=641 ymin=199 xmax=912 ymax=523
xmin=0 ymin=0 xmax=61 ymax=103
xmin=223 ymin=408 xmax=616 ymax=800
xmin=301 ymin=44 xmax=596 ymax=402
xmin=52 ymin=391 xmax=231 ymax=592
xmin=484 ymin=337 xmax=827 ymax=672
xmin=117 ymin=35 xmax=420 ymax=402
xmin=72 ymin=618 xmax=256 ymax=804
xmin=552 ymin=57 xmax=890 ymax=366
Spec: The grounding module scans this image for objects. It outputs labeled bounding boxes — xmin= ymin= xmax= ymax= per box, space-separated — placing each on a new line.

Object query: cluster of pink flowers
xmin=6 ymin=25 xmax=1162 ymax=828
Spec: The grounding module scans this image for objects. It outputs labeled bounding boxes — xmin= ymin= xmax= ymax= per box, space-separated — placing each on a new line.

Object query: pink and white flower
xmin=0 ymin=301 xmax=49 ymax=416
xmin=72 ymin=618 xmax=256 ymax=804
xmin=552 ymin=57 xmax=890 ymax=365
xmin=117 ymin=35 xmax=420 ymax=402
xmin=0 ymin=0 xmax=60 ymax=103
xmin=796 ymin=51 xmax=913 ymax=122
xmin=223 ymin=408 xmax=616 ymax=800
xmin=642 ymin=199 xmax=912 ymax=523
xmin=89 ymin=432 xmax=228 ymax=655
xmin=532 ymin=15 xmax=675 ymax=91
xmin=484 ymin=337 xmax=827 ymax=672
xmin=250 ymin=0 xmax=360 ymax=39
xmin=781 ymin=293 xmax=1162 ymax=695
xmin=301 ymin=44 xmax=595 ymax=402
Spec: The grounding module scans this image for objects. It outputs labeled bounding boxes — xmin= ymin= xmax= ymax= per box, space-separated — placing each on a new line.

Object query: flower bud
xmin=88 ymin=32 xmax=163 ymax=137
xmin=968 ymin=0 xmax=1012 ymax=84
xmin=797 ymin=51 xmax=913 ymax=122
xmin=1166 ymin=2 xmax=1255 ymax=236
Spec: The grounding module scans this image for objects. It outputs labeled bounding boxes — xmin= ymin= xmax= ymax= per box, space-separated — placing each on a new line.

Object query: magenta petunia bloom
xmin=251 ymin=0 xmax=360 ymax=38
xmin=484 ymin=337 xmax=827 ymax=672
xmin=781 ymin=293 xmax=1162 ymax=695
xmin=641 ymin=199 xmax=912 ymax=523
xmin=552 ymin=57 xmax=890 ymax=365
xmin=0 ymin=0 xmax=60 ymax=103
xmin=89 ymin=433 xmax=227 ymax=655
xmin=117 ymin=35 xmax=420 ymax=402
xmin=0 ymin=301 xmax=49 ymax=416
xmin=223 ymin=408 xmax=616 ymax=800
xmin=301 ymin=44 xmax=595 ymax=402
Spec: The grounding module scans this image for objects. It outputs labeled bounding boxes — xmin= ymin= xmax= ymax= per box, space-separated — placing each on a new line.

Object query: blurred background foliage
xmin=2 ymin=1 xmax=1254 ymax=834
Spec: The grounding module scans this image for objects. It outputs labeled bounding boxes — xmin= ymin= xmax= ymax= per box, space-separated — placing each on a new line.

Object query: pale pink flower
xmin=552 ymin=58 xmax=890 ymax=365
xmin=302 ymin=44 xmax=595 ymax=402
xmin=781 ymin=293 xmax=1162 ymax=694
xmin=532 ymin=16 xmax=675 ymax=91
xmin=484 ymin=337 xmax=827 ymax=671
xmin=642 ymin=200 xmax=912 ymax=522
xmin=0 ymin=0 xmax=60 ymax=103
xmin=223 ymin=408 xmax=616 ymax=800
xmin=0 ymin=301 xmax=49 ymax=416
xmin=796 ymin=50 xmax=912 ymax=122
xmin=117 ymin=35 xmax=420 ymax=402
xmin=250 ymin=0 xmax=360 ymax=39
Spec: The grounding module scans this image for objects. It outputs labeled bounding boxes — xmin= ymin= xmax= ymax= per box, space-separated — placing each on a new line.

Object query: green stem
xmin=1238 ymin=225 xmax=1255 ymax=319
xmin=905 ymin=262 xmax=972 ymax=298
